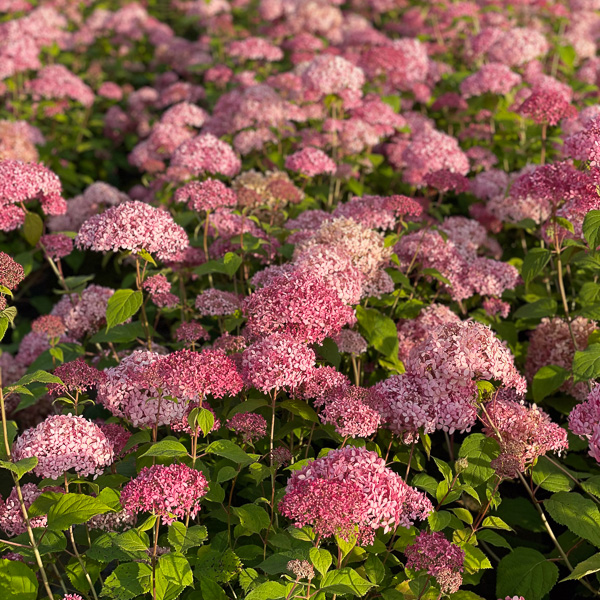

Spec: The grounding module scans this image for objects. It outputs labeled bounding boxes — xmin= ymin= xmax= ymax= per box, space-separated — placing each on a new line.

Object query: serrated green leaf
xmin=105 ymin=289 xmax=142 ymax=331
xmin=532 ymin=365 xmax=570 ymax=402
xmin=514 ymin=298 xmax=557 ymax=320
xmin=0 ymin=558 xmax=38 ymax=600
xmin=583 ymin=210 xmax=600 ymax=250
xmin=496 ymin=548 xmax=558 ymax=600
xmin=100 ymin=562 xmax=152 ymax=600
xmin=545 ymin=492 xmax=600 ymax=547
xmin=0 ymin=457 xmax=38 ymax=480
xmin=140 ymin=439 xmax=189 ymax=459
xmin=562 ymin=553 xmax=600 ymax=581
xmin=573 ymin=344 xmax=600 ymax=381
xmin=309 ymin=547 xmax=332 ymax=577
xmin=22 ymin=212 xmax=43 ymax=247
xmin=47 ymin=493 xmax=113 ymax=530
xmin=320 ymin=568 xmax=374 ymax=596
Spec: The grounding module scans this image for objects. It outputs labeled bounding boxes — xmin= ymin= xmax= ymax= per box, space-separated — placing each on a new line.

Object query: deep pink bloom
xmin=285 ymin=148 xmax=336 ymax=177
xmin=120 ymin=464 xmax=208 ymax=525
xmin=48 ymin=359 xmax=105 ymax=396
xmin=405 ymin=531 xmax=465 ymax=594
xmin=519 ymin=88 xmax=577 ymax=125
xmin=227 ymin=412 xmax=268 ymax=443
xmin=195 ymin=289 xmax=241 ymax=317
xmin=175 ymin=321 xmax=210 ymax=344
xmin=12 ymin=414 xmax=114 ymax=479
xmin=26 ymin=65 xmax=94 ymax=107
xmin=39 ymin=234 xmax=73 ymax=260
xmin=96 ymin=422 xmax=134 ymax=457
xmin=0 ymin=252 xmax=25 ymax=290
xmin=569 ymin=386 xmax=600 ymax=463
xmin=170 ymin=134 xmax=241 ymax=178
xmin=31 ymin=315 xmax=66 ymax=338
xmin=174 ymin=178 xmax=237 ymax=212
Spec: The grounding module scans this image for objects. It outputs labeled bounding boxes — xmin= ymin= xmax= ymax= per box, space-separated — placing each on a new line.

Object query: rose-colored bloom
xmin=333 ymin=329 xmax=367 ymax=355
xmin=175 ymin=321 xmax=210 ymax=344
xmin=242 ymin=333 xmax=315 ymax=393
xmin=12 ymin=414 xmax=114 ymax=479
xmin=174 ymin=178 xmax=237 ymax=213
xmin=31 ymin=315 xmax=66 ymax=338
xmin=120 ymin=463 xmax=208 ymax=525
xmin=227 ymin=412 xmax=267 ymax=443
xmin=228 ymin=37 xmax=283 ymax=61
xmin=279 ymin=446 xmax=432 ymax=545
xmin=0 ymin=483 xmax=61 ymax=537
xmin=244 ymin=271 xmax=355 ymax=344
xmin=519 ymin=88 xmax=576 ymax=126
xmin=483 ymin=396 xmax=568 ymax=478
xmin=96 ymin=422 xmax=134 ymax=457
xmin=405 ymin=531 xmax=465 ymax=594
xmin=39 ymin=234 xmax=73 ymax=260
xmin=76 ymin=201 xmax=189 ymax=261
xmin=170 ymin=134 xmax=241 ymax=178
xmin=98 ymin=82 xmax=123 ymax=101
xmin=460 ymin=63 xmax=522 ymax=98
xmin=0 ymin=252 xmax=25 ymax=290
xmin=195 ymin=289 xmax=241 ymax=317
xmin=301 ymin=54 xmax=365 ymax=97
xmin=569 ymin=386 xmax=600 ymax=463
xmin=285 ymin=148 xmax=336 ymax=177
xmin=48 ymin=359 xmax=105 ymax=396
xmin=26 ymin=65 xmax=94 ymax=107
xmin=143 ymin=274 xmax=178 ymax=308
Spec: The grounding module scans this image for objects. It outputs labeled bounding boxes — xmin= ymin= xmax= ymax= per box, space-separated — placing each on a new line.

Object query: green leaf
xmin=0 ymin=457 xmax=38 ymax=480
xmin=582 ymin=475 xmax=600 ymax=498
xmin=363 ymin=555 xmax=385 ymax=585
xmin=155 ymin=553 xmax=193 ymax=600
xmin=0 ymin=317 xmax=8 ymax=343
xmin=100 ymin=562 xmax=152 ymax=600
xmin=193 ymin=252 xmax=243 ymax=278
xmin=496 ymin=548 xmax=558 ymax=600
xmin=47 ymin=493 xmax=113 ymax=530
xmin=140 ymin=440 xmax=189 ymax=459
xmin=206 ymin=440 xmax=254 ymax=466
xmin=514 ymin=298 xmax=557 ymax=320
xmin=356 ymin=306 xmax=398 ymax=361
xmin=66 ymin=555 xmax=101 ymax=593
xmin=476 ymin=530 xmax=511 ymax=550
xmin=14 ymin=370 xmax=62 ymax=387
xmin=0 ymin=558 xmax=38 ymax=600
xmin=112 ymin=529 xmax=150 ymax=560
xmin=428 ymin=510 xmax=452 ymax=531
xmin=531 ymin=456 xmax=574 ymax=493
xmin=462 ymin=544 xmax=492 ymax=574
xmin=197 ymin=576 xmax=228 ymax=600
xmin=137 ymin=249 xmax=157 ymax=267
xmin=22 ymin=212 xmax=43 ymax=247
xmin=573 ymin=344 xmax=600 ymax=381
xmin=122 ymin=429 xmax=151 ymax=453
xmin=545 ymin=492 xmax=600 ymax=547
xmin=315 ymin=337 xmax=341 ymax=368
xmin=280 ymin=399 xmax=319 ymax=423
xmin=532 ymin=365 xmax=569 ymax=402
xmin=0 ymin=420 xmax=17 ymax=460
xmin=583 ymin=210 xmax=600 ymax=249
xmin=563 ymin=553 xmax=600 ymax=581
xmin=422 ymin=267 xmax=451 ymax=286
xmin=90 ymin=322 xmax=147 ymax=344
xmin=245 ymin=581 xmax=287 ymax=600
xmin=49 ymin=346 xmax=64 ymax=363
xmin=458 ymin=434 xmax=498 ymax=487
xmin=320 ymin=568 xmax=374 ymax=597
xmin=309 ymin=547 xmax=332 ymax=577
xmin=86 ymin=533 xmax=131 ymax=563
xmin=233 ymin=504 xmax=270 ymax=534
xmin=105 ymin=289 xmax=143 ymax=331
xmin=197 ymin=408 xmax=215 ymax=436
xmin=168 ymin=522 xmax=208 ymax=553
xmin=481 ymin=516 xmax=513 ymax=531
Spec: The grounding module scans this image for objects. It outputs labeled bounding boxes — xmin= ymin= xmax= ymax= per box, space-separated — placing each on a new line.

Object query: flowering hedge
xmin=3 ymin=1 xmax=600 ymax=600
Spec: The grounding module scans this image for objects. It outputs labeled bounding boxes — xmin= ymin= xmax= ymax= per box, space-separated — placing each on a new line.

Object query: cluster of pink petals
xmin=460 ymin=63 xmax=522 ymax=98
xmin=0 ymin=483 xmax=61 ymax=537
xmin=39 ymin=234 xmax=73 ymax=260
xmin=0 ymin=252 xmax=25 ymax=291
xmin=243 ymin=271 xmax=355 ymax=344
xmin=483 ymin=396 xmax=568 ymax=478
xmin=195 ymin=288 xmax=241 ymax=317
xmin=48 ymin=358 xmax=105 ymax=396
xmin=280 ymin=446 xmax=432 ymax=545
xmin=227 ymin=412 xmax=268 ymax=443
xmin=242 ymin=332 xmax=315 ymax=393
xmin=120 ymin=463 xmax=208 ymax=525
xmin=228 ymin=37 xmax=283 ymax=61
xmin=143 ymin=274 xmax=178 ymax=308
xmin=285 ymin=148 xmax=336 ymax=177
xmin=405 ymin=531 xmax=465 ymax=594
xmin=175 ymin=178 xmax=237 ymax=213
xmin=519 ymin=88 xmax=577 ymax=126
xmin=169 ymin=133 xmax=241 ymax=178
xmin=31 ymin=315 xmax=66 ymax=338
xmin=76 ymin=201 xmax=189 ymax=261
xmin=96 ymin=422 xmax=134 ymax=457
xmin=0 ymin=160 xmax=66 ymax=231
xmin=26 ymin=65 xmax=95 ymax=107
xmin=12 ymin=414 xmax=114 ymax=479
xmin=569 ymin=386 xmax=600 ymax=463
xmin=175 ymin=321 xmax=210 ymax=344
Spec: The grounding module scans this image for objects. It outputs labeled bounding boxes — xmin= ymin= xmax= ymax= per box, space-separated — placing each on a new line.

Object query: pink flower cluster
xmin=0 ymin=252 xmax=25 ymax=291
xmin=227 ymin=412 xmax=268 ymax=443
xmin=280 ymin=446 xmax=432 ymax=545
xmin=12 ymin=414 xmax=114 ymax=479
xmin=47 ymin=358 xmax=105 ymax=396
xmin=0 ymin=483 xmax=61 ymax=537
xmin=285 ymin=148 xmax=336 ymax=177
xmin=120 ymin=463 xmax=208 ymax=525
xmin=569 ymin=386 xmax=600 ymax=463
xmin=174 ymin=178 xmax=237 ymax=213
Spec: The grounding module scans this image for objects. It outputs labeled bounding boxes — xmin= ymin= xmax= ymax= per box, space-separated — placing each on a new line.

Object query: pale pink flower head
xmin=279 ymin=446 xmax=432 ymax=545
xmin=0 ymin=252 xmax=25 ymax=290
xmin=195 ymin=288 xmax=241 ymax=317
xmin=285 ymin=148 xmax=336 ymax=177
xmin=333 ymin=329 xmax=367 ymax=355
xmin=39 ymin=233 xmax=73 ymax=260
xmin=227 ymin=412 xmax=268 ymax=443
xmin=26 ymin=65 xmax=95 ymax=107
xmin=120 ymin=463 xmax=208 ymax=525
xmin=76 ymin=200 xmax=189 ymax=261
xmin=569 ymin=386 xmax=600 ymax=463
xmin=482 ymin=396 xmax=568 ymax=478
xmin=31 ymin=315 xmax=66 ymax=338
xmin=460 ymin=63 xmax=522 ymax=98
xmin=228 ymin=37 xmax=283 ymax=62
xmin=301 ymin=54 xmax=365 ymax=97
xmin=243 ymin=271 xmax=355 ymax=344
xmin=161 ymin=102 xmax=207 ymax=128
xmin=98 ymin=82 xmax=123 ymax=101
xmin=169 ymin=133 xmax=241 ymax=178
xmin=0 ymin=160 xmax=65 ymax=226
xmin=174 ymin=178 xmax=237 ymax=212
xmin=405 ymin=531 xmax=465 ymax=594
xmin=242 ymin=332 xmax=315 ymax=393
xmin=12 ymin=414 xmax=114 ymax=479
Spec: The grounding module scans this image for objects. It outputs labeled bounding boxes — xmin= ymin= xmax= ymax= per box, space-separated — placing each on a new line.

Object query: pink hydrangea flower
xmin=39 ymin=234 xmax=73 ymax=260
xmin=12 ymin=414 xmax=114 ymax=479
xmin=174 ymin=178 xmax=237 ymax=213
xmin=195 ymin=289 xmax=241 ymax=317
xmin=285 ymin=148 xmax=336 ymax=177
xmin=169 ymin=134 xmax=241 ymax=178
xmin=174 ymin=321 xmax=210 ymax=344
xmin=120 ymin=464 xmax=208 ymax=525
xmin=227 ymin=412 xmax=268 ymax=443
xmin=0 ymin=252 xmax=25 ymax=290
xmin=76 ymin=201 xmax=189 ymax=261
xmin=47 ymin=359 xmax=105 ymax=396
xmin=31 ymin=315 xmax=66 ymax=338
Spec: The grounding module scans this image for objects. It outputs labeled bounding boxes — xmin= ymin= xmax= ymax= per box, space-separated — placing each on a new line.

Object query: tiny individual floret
xmin=285 ymin=148 xmax=336 ymax=177
xmin=287 ymin=560 xmax=314 ymax=580
xmin=405 ymin=531 xmax=465 ymax=594
xmin=120 ymin=463 xmax=209 ymax=525
xmin=39 ymin=234 xmax=73 ymax=260
xmin=227 ymin=412 xmax=268 ymax=443
xmin=12 ymin=414 xmax=114 ymax=479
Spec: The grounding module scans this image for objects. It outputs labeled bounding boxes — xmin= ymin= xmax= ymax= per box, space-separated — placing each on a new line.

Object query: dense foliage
xmin=4 ymin=1 xmax=600 ymax=600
